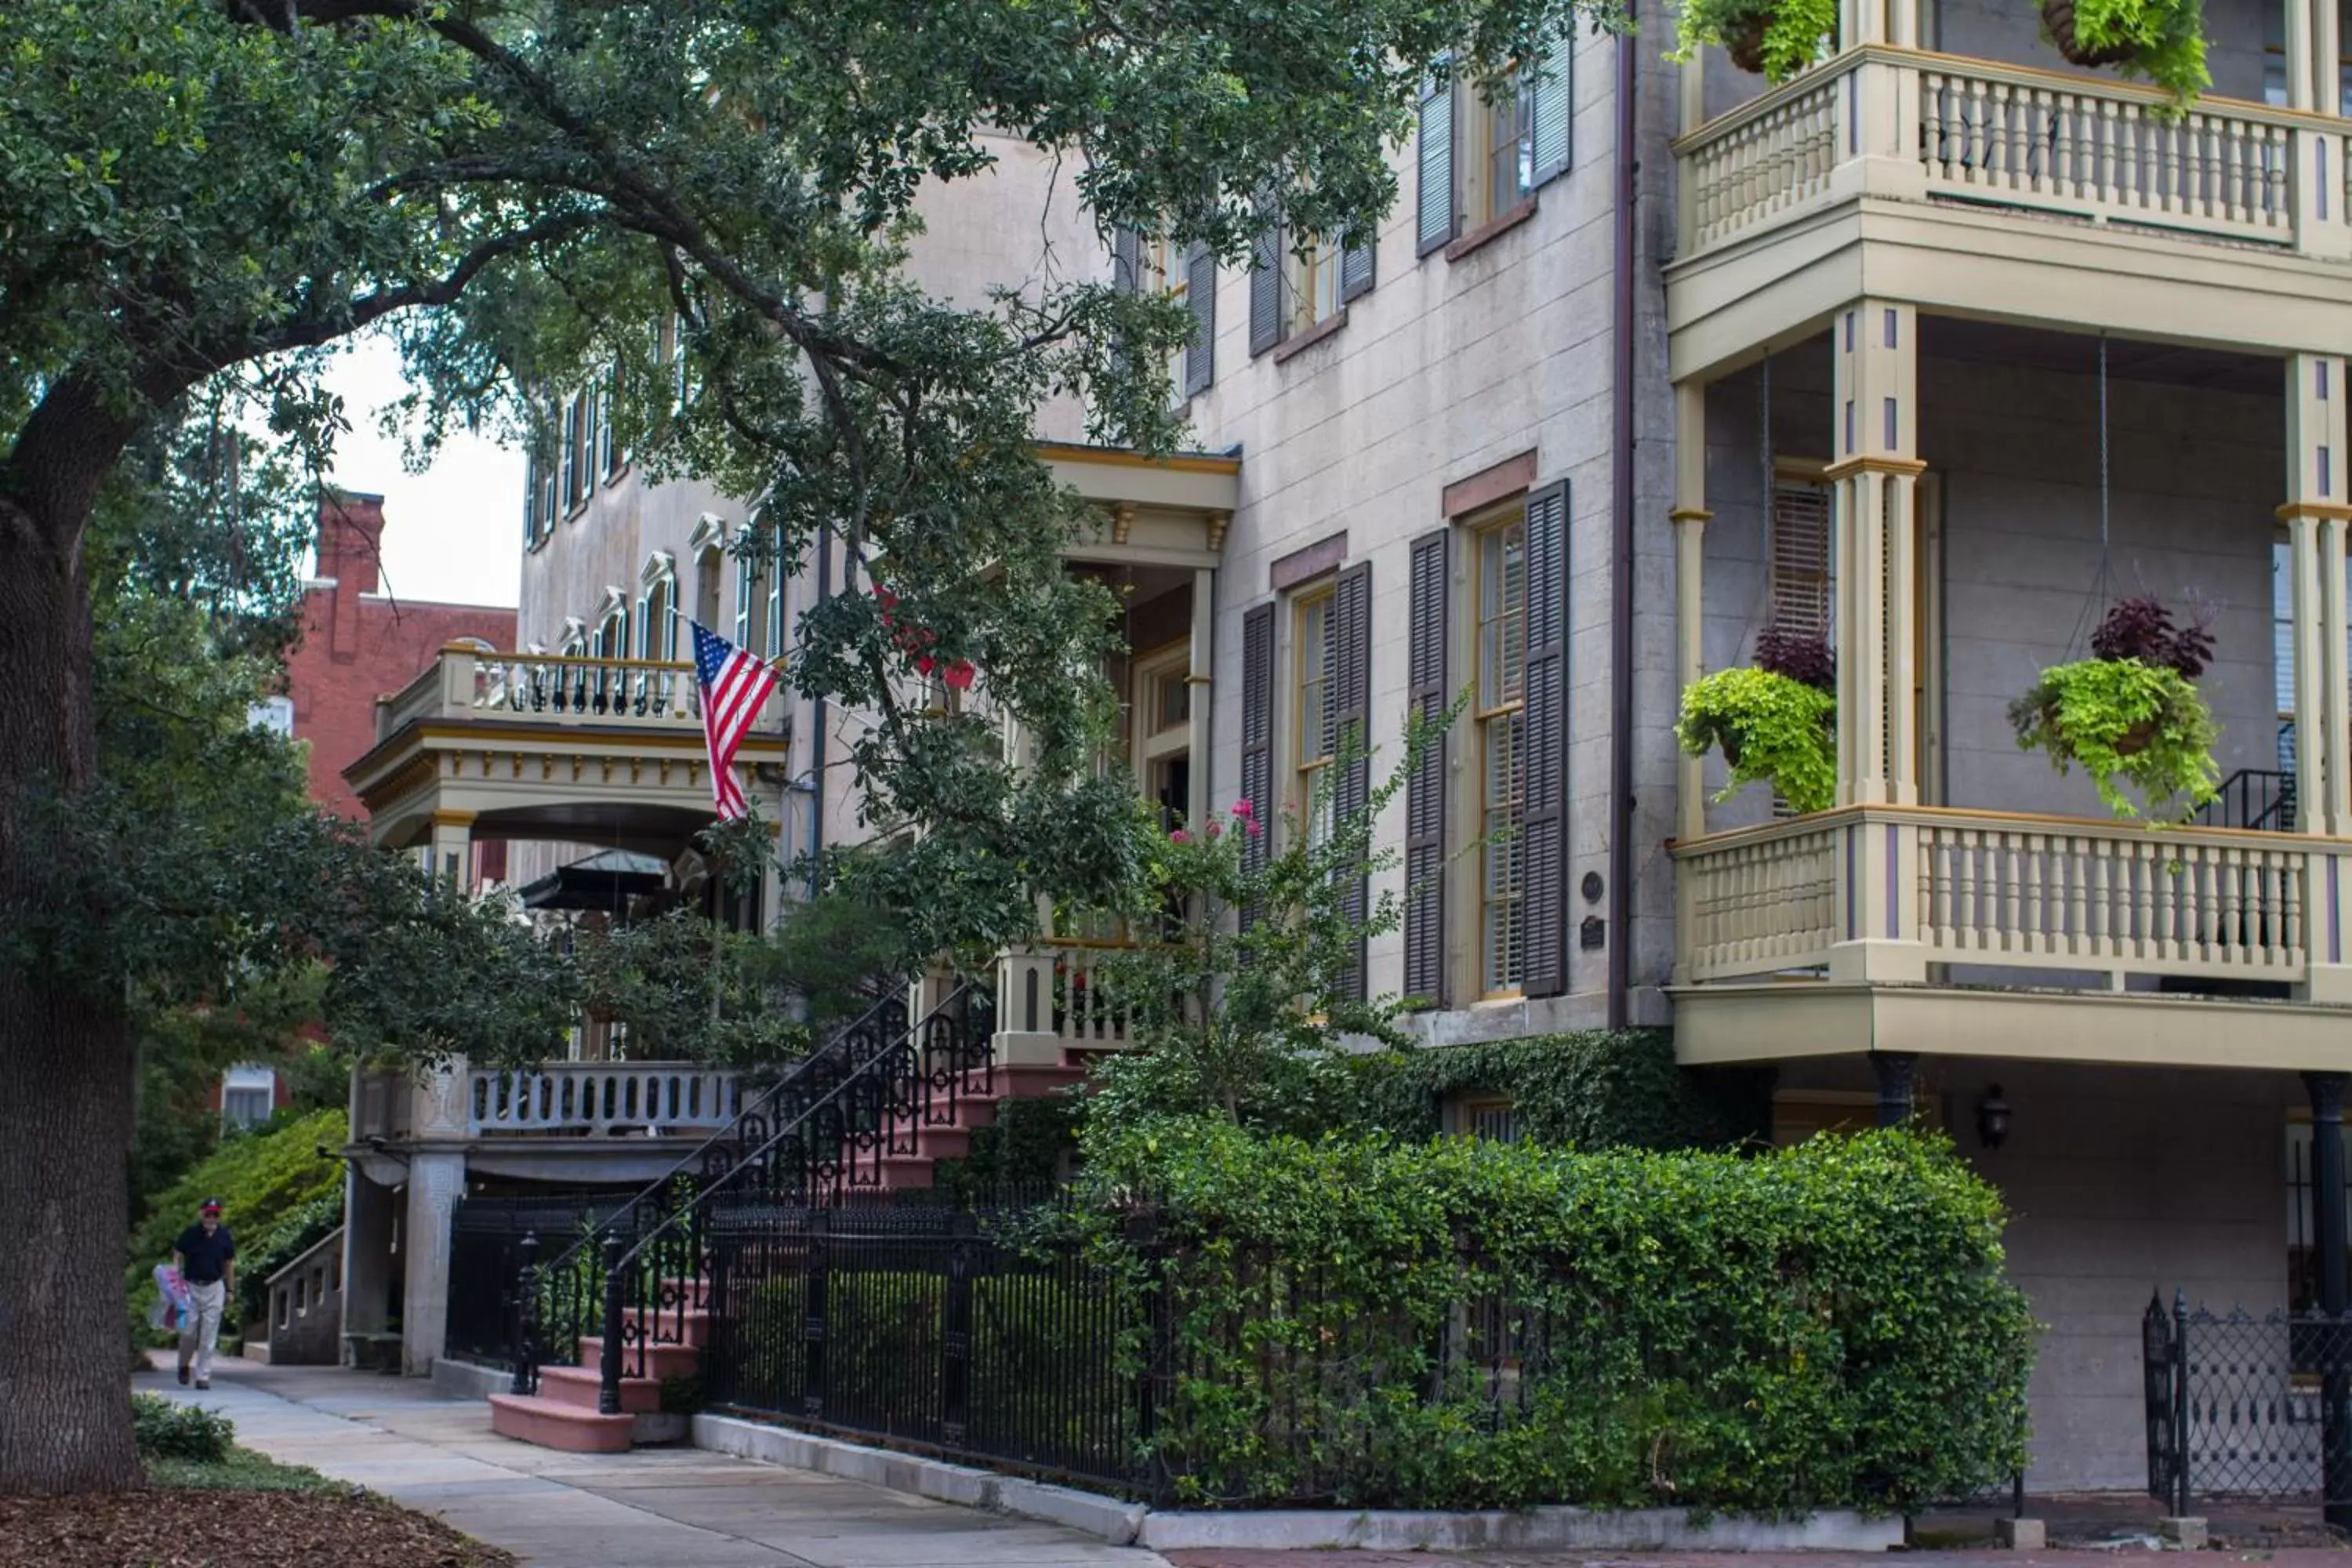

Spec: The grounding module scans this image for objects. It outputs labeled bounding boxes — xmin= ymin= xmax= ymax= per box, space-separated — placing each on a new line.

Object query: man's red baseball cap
xmin=200 ymin=1200 xmax=223 ymax=1215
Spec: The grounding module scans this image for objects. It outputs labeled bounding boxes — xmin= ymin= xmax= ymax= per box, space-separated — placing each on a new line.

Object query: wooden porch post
xmin=2286 ymin=354 xmax=2352 ymax=1004
xmin=1829 ymin=299 xmax=1927 ymax=985
xmin=1188 ymin=564 xmax=1214 ymax=833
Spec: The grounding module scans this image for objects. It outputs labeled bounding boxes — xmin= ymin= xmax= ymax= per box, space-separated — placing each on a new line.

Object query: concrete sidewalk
xmin=140 ymin=1359 xmax=1168 ymax=1568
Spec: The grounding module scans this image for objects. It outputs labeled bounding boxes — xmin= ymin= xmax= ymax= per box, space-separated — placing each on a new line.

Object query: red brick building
xmin=282 ymin=492 xmax=515 ymax=824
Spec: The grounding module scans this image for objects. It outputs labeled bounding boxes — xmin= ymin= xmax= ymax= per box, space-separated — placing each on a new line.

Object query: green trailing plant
xmin=1676 ymin=667 xmax=1837 ymax=816
xmin=2009 ymin=660 xmax=2220 ymax=820
xmin=1076 ymin=1123 xmax=2037 ymax=1512
xmin=2011 ymin=598 xmax=2220 ymax=821
xmin=1668 ymin=0 xmax=1840 ymax=82
xmin=2040 ymin=0 xmax=2209 ymax=107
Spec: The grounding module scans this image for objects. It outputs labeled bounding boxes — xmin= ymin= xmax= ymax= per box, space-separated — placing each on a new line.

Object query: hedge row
xmin=1090 ymin=1120 xmax=2034 ymax=1514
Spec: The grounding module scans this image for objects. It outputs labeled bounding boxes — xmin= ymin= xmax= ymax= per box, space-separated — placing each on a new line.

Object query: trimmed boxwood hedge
xmin=1089 ymin=1119 xmax=2034 ymax=1514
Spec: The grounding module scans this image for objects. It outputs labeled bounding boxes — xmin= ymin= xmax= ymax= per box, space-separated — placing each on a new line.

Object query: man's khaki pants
xmin=178 ymin=1279 xmax=227 ymax=1384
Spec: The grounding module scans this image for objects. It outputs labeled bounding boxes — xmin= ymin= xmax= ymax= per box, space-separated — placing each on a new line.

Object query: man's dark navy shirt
xmin=175 ymin=1224 xmax=236 ymax=1284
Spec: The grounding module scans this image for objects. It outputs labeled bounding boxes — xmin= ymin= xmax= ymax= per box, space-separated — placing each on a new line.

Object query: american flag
xmin=689 ymin=620 xmax=780 ymax=821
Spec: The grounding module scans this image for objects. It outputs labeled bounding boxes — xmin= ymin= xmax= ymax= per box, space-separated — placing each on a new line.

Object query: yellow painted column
xmin=1673 ymin=380 xmax=1711 ymax=848
xmin=1188 ymin=565 xmax=1215 ymax=833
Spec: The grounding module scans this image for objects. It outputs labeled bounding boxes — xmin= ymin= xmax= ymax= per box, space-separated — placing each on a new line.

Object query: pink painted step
xmin=537 ymin=1364 xmax=663 ymax=1415
xmin=488 ymin=1393 xmax=633 ymax=1454
xmin=576 ymin=1336 xmax=702 ymax=1381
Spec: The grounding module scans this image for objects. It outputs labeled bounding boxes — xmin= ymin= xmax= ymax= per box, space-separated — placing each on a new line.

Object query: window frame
xmin=1466 ymin=502 xmax=1530 ymax=1000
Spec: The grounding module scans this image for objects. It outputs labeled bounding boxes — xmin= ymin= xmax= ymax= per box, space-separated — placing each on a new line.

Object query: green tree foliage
xmin=126 ymin=1108 xmax=348 ymax=1339
xmin=1080 ymin=722 xmax=1439 ymax=1141
xmin=0 ymin=0 xmax=1616 ymax=1491
xmin=1081 ymin=1121 xmax=2037 ymax=1512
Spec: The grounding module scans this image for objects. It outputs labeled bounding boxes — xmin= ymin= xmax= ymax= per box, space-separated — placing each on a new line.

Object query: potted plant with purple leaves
xmin=1675 ymin=626 xmax=1838 ymax=816
xmin=2009 ymin=595 xmax=2220 ymax=822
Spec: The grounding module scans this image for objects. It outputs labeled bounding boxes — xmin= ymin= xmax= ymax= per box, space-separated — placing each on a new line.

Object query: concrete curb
xmin=1136 ymin=1504 xmax=1906 ymax=1552
xmin=691 ymin=1415 xmax=1896 ymax=1552
xmin=429 ymin=1357 xmax=512 ymax=1402
xmin=692 ymin=1415 xmax=1147 ymax=1544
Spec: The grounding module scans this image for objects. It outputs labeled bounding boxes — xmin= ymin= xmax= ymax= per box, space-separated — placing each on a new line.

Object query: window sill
xmin=1443 ymin=198 xmax=1537 ymax=263
xmin=1271 ymin=308 xmax=1350 ymax=365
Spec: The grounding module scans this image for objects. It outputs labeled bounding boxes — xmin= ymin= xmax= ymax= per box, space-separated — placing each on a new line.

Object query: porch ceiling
xmin=1671 ymin=982 xmax=2352 ymax=1073
xmin=1666 ymin=198 xmax=2352 ymax=385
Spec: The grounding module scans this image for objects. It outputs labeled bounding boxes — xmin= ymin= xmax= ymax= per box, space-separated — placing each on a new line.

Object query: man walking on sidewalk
xmin=174 ymin=1198 xmax=236 ymax=1391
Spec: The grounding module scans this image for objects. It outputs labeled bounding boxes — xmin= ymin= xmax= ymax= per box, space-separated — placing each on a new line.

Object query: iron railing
xmin=2199 ymin=768 xmax=2298 ymax=833
xmin=508 ymin=989 xmax=915 ymax=1396
xmin=448 ymin=1194 xmax=637 ymax=1369
xmin=2145 ymin=1292 xmax=2352 ymax=1514
xmin=583 ymin=983 xmax=996 ymax=1413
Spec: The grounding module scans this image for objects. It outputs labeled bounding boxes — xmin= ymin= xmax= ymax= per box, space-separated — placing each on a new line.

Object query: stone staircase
xmin=484 ymin=1046 xmax=1093 ymax=1454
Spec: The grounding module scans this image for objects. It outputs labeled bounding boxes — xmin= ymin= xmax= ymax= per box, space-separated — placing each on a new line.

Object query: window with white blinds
xmin=1768 ymin=478 xmax=1833 ymax=638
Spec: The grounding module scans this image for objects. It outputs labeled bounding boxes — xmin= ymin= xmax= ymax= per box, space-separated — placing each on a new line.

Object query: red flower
xmin=943 ymin=659 xmax=976 ymax=691
xmin=916 ymin=655 xmax=936 ymax=676
xmin=1170 ymin=829 xmax=1190 ymax=844
xmin=1231 ymin=798 xmax=1255 ymax=819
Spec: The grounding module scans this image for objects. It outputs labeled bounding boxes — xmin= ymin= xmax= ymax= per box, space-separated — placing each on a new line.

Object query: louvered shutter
xmin=581 ymin=393 xmax=600 ymax=498
xmin=1239 ymin=604 xmax=1276 ymax=928
xmin=1327 ymin=563 xmax=1374 ymax=1003
xmin=559 ymin=400 xmax=578 ymax=509
xmin=522 ymin=462 xmax=539 ymax=546
xmin=1519 ymin=481 xmax=1570 ymax=1000
xmin=734 ymin=551 xmax=755 ymax=650
xmin=1403 ymin=531 xmax=1450 ymax=1007
xmin=1417 ymin=73 xmax=1457 ymax=256
xmin=1248 ymin=223 xmax=1284 ymax=357
xmin=1530 ymin=33 xmax=1573 ymax=187
xmin=1341 ymin=234 xmax=1377 ymax=303
xmin=1185 ymin=242 xmax=1216 ymax=396
xmin=1112 ymin=228 xmax=1140 ymax=293
xmin=1768 ymin=479 xmax=1833 ymax=637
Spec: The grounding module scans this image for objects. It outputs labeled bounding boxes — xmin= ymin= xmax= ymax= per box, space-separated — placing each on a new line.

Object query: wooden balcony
xmin=1669 ymin=804 xmax=2352 ymax=1073
xmin=1667 ymin=45 xmax=2352 ymax=379
xmin=345 ymin=644 xmax=786 ymax=857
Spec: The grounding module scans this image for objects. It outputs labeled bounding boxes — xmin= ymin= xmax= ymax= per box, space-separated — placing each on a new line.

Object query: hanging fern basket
xmin=2040 ymin=0 xmax=2138 ymax=66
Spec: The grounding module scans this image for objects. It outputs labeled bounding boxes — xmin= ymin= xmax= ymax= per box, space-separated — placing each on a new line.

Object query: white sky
xmin=320 ymin=332 xmax=524 ymax=608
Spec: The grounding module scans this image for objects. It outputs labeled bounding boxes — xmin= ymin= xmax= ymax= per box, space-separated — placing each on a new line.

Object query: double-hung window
xmin=1113 ymin=229 xmax=1217 ymax=397
xmin=1416 ymin=38 xmax=1573 ymax=256
xmin=1249 ymin=214 xmax=1374 ymax=357
xmin=1294 ymin=587 xmax=1336 ymax=847
xmin=1475 ymin=514 xmax=1530 ymax=996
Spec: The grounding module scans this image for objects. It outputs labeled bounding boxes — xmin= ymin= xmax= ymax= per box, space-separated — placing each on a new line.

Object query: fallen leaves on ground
xmin=0 ymin=1487 xmax=514 ymax=1568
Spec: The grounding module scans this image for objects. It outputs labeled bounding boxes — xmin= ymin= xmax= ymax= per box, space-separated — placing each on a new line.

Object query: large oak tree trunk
xmin=0 ymin=384 xmax=144 ymax=1494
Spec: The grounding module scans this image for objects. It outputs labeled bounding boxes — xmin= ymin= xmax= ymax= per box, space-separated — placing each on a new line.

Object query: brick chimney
xmin=315 ymin=490 xmax=386 ymax=659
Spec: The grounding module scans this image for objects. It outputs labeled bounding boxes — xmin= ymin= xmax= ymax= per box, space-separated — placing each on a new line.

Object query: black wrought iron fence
xmin=2145 ymin=1292 xmax=2352 ymax=1513
xmin=700 ymin=1194 xmax=1141 ymax=1490
xmin=448 ymin=1193 xmax=635 ymax=1369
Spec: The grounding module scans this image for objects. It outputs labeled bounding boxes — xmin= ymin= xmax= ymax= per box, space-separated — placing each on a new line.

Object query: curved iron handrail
xmin=590 ymin=982 xmax=996 ymax=1414
xmin=507 ymin=985 xmax=912 ymax=1395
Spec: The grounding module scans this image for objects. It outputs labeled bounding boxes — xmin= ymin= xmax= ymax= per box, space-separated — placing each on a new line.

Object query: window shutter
xmin=1341 ymin=234 xmax=1377 ymax=303
xmin=1417 ymin=74 xmax=1457 ymax=256
xmin=1112 ymin=227 xmax=1140 ymax=294
xmin=560 ymin=401 xmax=578 ymax=509
xmin=1329 ymin=562 xmax=1374 ymax=1003
xmin=1529 ymin=32 xmax=1573 ymax=189
xmin=766 ymin=535 xmax=786 ymax=659
xmin=1184 ymin=241 xmax=1217 ymax=397
xmin=522 ymin=462 xmax=539 ymax=546
xmin=734 ymin=552 xmax=754 ymax=649
xmin=1239 ymin=603 xmax=1276 ymax=927
xmin=581 ymin=394 xmax=600 ymax=498
xmin=1248 ymin=223 xmax=1284 ymax=358
xmin=1404 ymin=530 xmax=1450 ymax=1007
xmin=1519 ymin=481 xmax=1570 ymax=999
